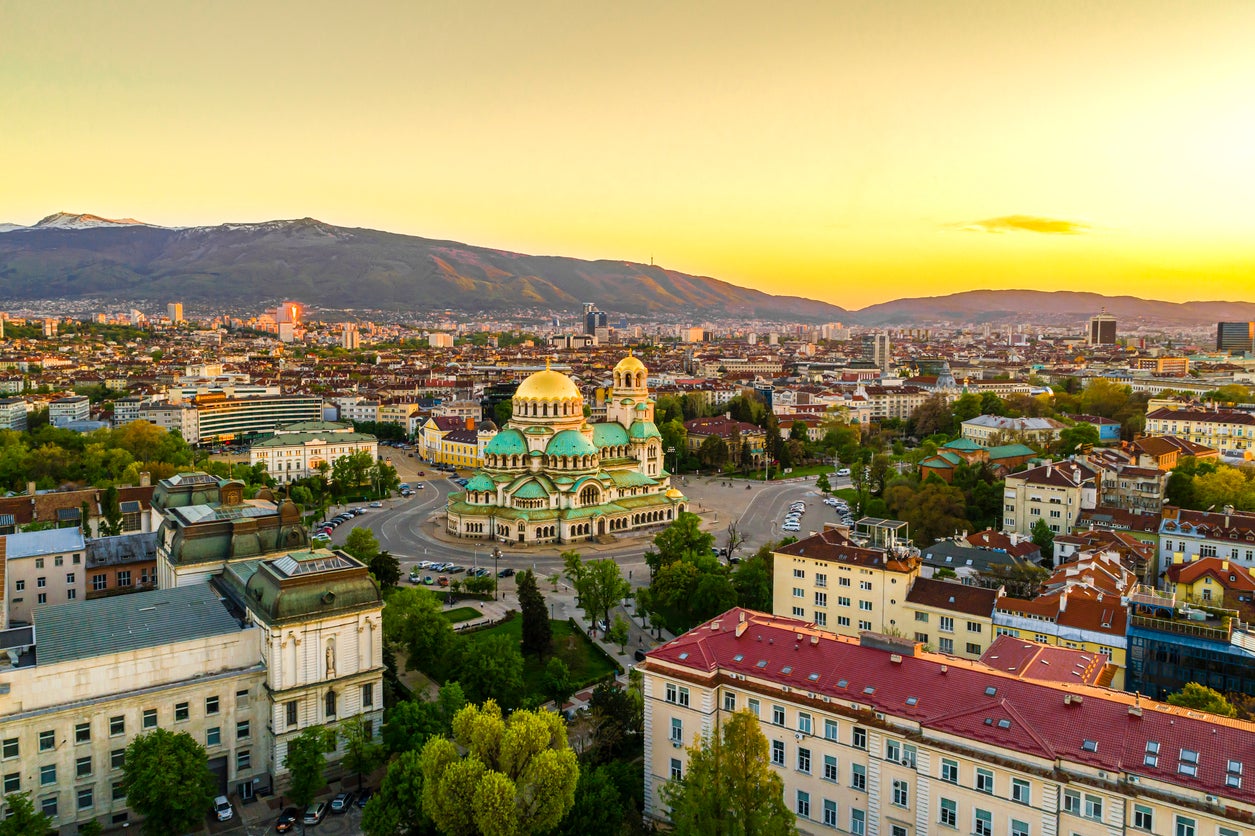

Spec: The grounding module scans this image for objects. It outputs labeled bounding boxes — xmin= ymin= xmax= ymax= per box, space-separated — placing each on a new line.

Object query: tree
xmin=653 ymin=511 xmax=714 ymax=566
xmin=724 ymin=519 xmax=746 ymax=559
xmin=569 ymin=556 xmax=630 ymax=632
xmin=553 ymin=765 xmax=629 ymax=836
xmin=100 ymin=484 xmax=124 ymax=536
xmin=0 ymin=793 xmax=53 ymax=836
xmin=363 ymin=750 xmax=437 ymax=836
xmin=384 ymin=587 xmax=456 ymax=675
xmin=517 ymin=570 xmax=552 ymax=657
xmin=382 ymin=683 xmax=467 ymax=755
xmin=660 ymin=710 xmax=796 ymax=836
xmin=608 ymin=614 xmax=631 ymax=653
xmin=456 ymin=634 xmax=525 ymax=709
xmin=121 ymin=729 xmax=216 ymax=836
xmin=420 ymin=701 xmax=579 ymax=836
xmin=340 ymin=714 xmax=386 ymax=791
xmin=697 ymin=435 xmax=729 ymax=468
xmin=543 ymin=657 xmax=575 ymax=707
xmin=732 ymin=545 xmax=774 ymax=611
xmin=345 ymin=525 xmax=381 ymax=563
xmin=1031 ymin=518 xmax=1056 ymax=568
xmin=1166 ymin=683 xmax=1237 ymax=718
xmin=284 ymin=726 xmax=337 ymax=822
xmin=1057 ymin=422 xmax=1100 ymax=455
xmin=815 ymin=472 xmax=831 ymax=494
xmin=584 ymin=681 xmax=641 ymax=765
xmin=369 ymin=550 xmax=402 ymax=590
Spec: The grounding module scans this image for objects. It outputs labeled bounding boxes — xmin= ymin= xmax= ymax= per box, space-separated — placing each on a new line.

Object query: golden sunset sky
xmin=2 ymin=1 xmax=1253 ymax=309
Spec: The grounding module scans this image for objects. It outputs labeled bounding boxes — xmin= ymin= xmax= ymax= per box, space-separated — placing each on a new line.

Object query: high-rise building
xmin=1088 ymin=312 xmax=1117 ymax=345
xmin=583 ymin=302 xmax=609 ymax=344
xmin=860 ymin=332 xmax=891 ymax=373
xmin=1217 ymin=321 xmax=1255 ymax=354
xmin=341 ymin=323 xmax=360 ymax=350
xmin=167 ymin=302 xmax=184 ymax=323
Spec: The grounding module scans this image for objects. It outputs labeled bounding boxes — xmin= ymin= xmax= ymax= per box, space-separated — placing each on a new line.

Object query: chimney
xmin=26 ymin=481 xmax=36 ymax=496
xmin=1047 ymin=463 xmax=1053 ymax=477
xmin=139 ymin=471 xmax=151 ymax=487
xmin=1059 ymin=590 xmax=1069 ymax=612
xmin=465 ymin=416 xmax=475 ymax=431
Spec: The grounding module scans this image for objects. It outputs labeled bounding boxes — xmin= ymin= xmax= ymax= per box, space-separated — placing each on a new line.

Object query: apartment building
xmin=0 ymin=398 xmax=27 ymax=431
xmin=3 ymin=527 xmax=86 ymax=624
xmin=1159 ymin=505 xmax=1255 ymax=573
xmin=643 ymin=608 xmax=1254 ymax=836
xmin=49 ymin=395 xmax=91 ymax=426
xmin=193 ymin=393 xmax=323 ymax=445
xmin=858 ymin=385 xmax=931 ymax=421
xmin=248 ymin=421 xmax=378 ymax=484
xmin=1001 ymin=461 xmax=1099 ymax=536
xmin=961 ymin=415 xmax=1066 ymax=448
xmin=682 ymin=416 xmax=766 ymax=468
xmin=137 ymin=401 xmax=200 ymax=444
xmin=1144 ymin=407 xmax=1255 ymax=453
xmin=902 ymin=577 xmax=998 ymax=660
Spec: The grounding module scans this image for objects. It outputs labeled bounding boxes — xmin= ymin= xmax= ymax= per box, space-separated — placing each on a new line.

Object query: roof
xmin=941 ymin=437 xmax=983 ymax=452
xmin=646 ymin=608 xmax=1255 ymax=805
xmin=252 ymin=430 xmax=376 ymax=447
xmin=512 ymin=480 xmax=550 ymax=499
xmin=1161 ymin=506 xmax=1255 ymax=540
xmin=34 ymin=584 xmax=242 ymax=666
xmin=986 ymin=443 xmax=1038 ymax=460
xmin=920 ymin=541 xmax=1025 ymax=573
xmin=3 ymin=527 xmax=85 ymax=559
xmin=463 ymin=474 xmax=495 ymax=492
xmin=1146 ymin=407 xmax=1255 ymax=425
xmin=546 ymin=429 xmax=598 ymax=458
xmin=628 ymin=420 xmax=661 ymax=440
xmin=963 ymin=415 xmax=1066 ymax=432
xmin=1167 ymin=557 xmax=1255 ymax=592
xmin=86 ymin=532 xmax=158 ymax=567
xmin=776 ymin=527 xmax=919 ymax=574
xmin=484 ymin=428 xmax=528 ymax=456
xmin=905 ymin=577 xmax=999 ymax=618
xmin=1006 ymin=460 xmax=1097 ymax=487
xmin=514 ymin=364 xmax=581 ymax=401
xmin=592 ymin=422 xmax=629 ymax=448
xmin=979 ymin=634 xmax=1111 ymax=685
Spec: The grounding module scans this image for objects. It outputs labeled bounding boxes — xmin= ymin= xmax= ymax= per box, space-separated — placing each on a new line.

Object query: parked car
xmin=275 ymin=807 xmax=300 ymax=833
xmin=408 ymin=571 xmax=421 ymax=583
xmin=423 ymin=575 xmax=435 ymax=585
xmin=330 ymin=792 xmax=356 ymax=813
xmin=357 ymin=788 xmax=374 ymax=808
xmin=369 ymin=501 xmax=383 ymax=508
xmin=497 ymin=567 xmax=515 ymax=578
xmin=634 ymin=648 xmax=648 ymax=662
xmin=213 ymin=796 xmax=234 ymax=822
xmin=303 ymin=801 xmax=327 ymax=825
xmin=837 ymin=468 xmax=851 ymax=477
xmin=437 ymin=576 xmax=449 ymax=587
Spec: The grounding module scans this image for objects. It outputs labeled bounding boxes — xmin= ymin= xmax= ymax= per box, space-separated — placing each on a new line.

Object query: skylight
xmin=837 ymin=679 xmax=849 ymax=688
xmin=678 ymin=652 xmax=689 ymax=660
xmin=781 ymin=666 xmax=792 ymax=675
xmin=863 ymin=686 xmax=875 ymax=695
xmin=984 ymin=686 xmax=997 ymax=696
xmin=1082 ymin=740 xmax=1098 ymax=752
xmin=997 ymin=719 xmax=1011 ymax=729
xmin=905 ymin=697 xmax=918 ymax=706
xmin=808 ymin=673 xmax=820 ymax=681
xmin=733 ymin=654 xmax=744 ymax=662
xmin=756 ymin=660 xmax=768 ymax=668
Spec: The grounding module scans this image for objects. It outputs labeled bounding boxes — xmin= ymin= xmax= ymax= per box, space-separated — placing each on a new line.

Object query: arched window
xmin=580 ymin=485 xmax=600 ymax=506
xmin=325 ymin=690 xmax=337 ymax=718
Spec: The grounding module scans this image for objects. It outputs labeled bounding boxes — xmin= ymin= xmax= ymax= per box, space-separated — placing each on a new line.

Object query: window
xmin=92 ymin=574 xmax=107 ymax=589
xmin=75 ymin=722 xmax=91 ymax=743
xmin=13 ymin=580 xmax=23 ymax=592
xmin=772 ymin=705 xmax=785 ymax=726
xmin=206 ymin=695 xmax=220 ymax=715
xmin=362 ymin=682 xmax=375 ymax=708
xmin=1084 ymin=794 xmax=1102 ymax=820
xmin=974 ymin=808 xmax=992 ymax=836
xmin=286 ymin=701 xmax=299 ymax=728
xmin=1011 ymin=819 xmax=1029 ymax=836
xmin=839 ymin=576 xmax=851 ymax=587
xmin=858 ymin=619 xmax=872 ymax=631
xmin=938 ymin=637 xmax=953 ymax=654
xmin=1219 ymin=828 xmax=1240 ymax=836
xmin=723 ymin=691 xmax=736 ymax=711
xmin=236 ymin=720 xmax=250 ymax=740
xmin=110 ymin=749 xmax=125 ymax=770
xmin=748 ymin=698 xmax=760 ymax=718
xmin=143 ymin=708 xmax=157 ymax=729
xmin=670 ymin=718 xmax=683 ymax=743
xmin=39 ymin=730 xmax=55 ymax=752
xmin=794 ymin=568 xmax=806 ymax=578
xmin=325 ymin=690 xmax=337 ymax=718
xmin=2 ymin=739 xmax=17 ymax=760
xmin=798 ymin=747 xmax=811 ymax=773
xmin=940 ymin=758 xmax=958 ymax=783
xmin=1063 ymin=790 xmax=1080 ymax=815
xmin=678 ymin=687 xmax=690 ymax=707
xmin=815 ymin=591 xmax=827 ymax=607
xmin=40 ymin=764 xmax=56 ymax=786
xmin=939 ymin=616 xmax=954 ymax=632
xmin=966 ymin=642 xmax=982 ymax=655
xmin=858 ymin=600 xmax=872 ymax=611
xmin=792 ymin=606 xmax=805 ymax=617
xmin=37 ymin=593 xmax=46 ymax=604
xmin=798 ymin=713 xmax=812 ymax=735
xmin=816 ymin=573 xmax=827 ymax=588
xmin=852 ymin=727 xmax=867 ymax=749
xmin=206 ymin=727 xmax=221 ymax=747
xmin=1174 ymin=816 xmax=1195 ymax=836
xmin=915 ymin=611 xmax=929 ymax=622
xmin=838 ymin=596 xmax=851 ymax=607
xmin=40 ymin=796 xmax=56 ymax=818
xmin=975 ymin=767 xmax=993 ymax=794
xmin=851 ymin=763 xmax=866 ymax=791
xmin=1178 ymin=748 xmax=1199 ymax=776
xmin=236 ymin=749 xmax=251 ymax=771
xmin=109 ymin=715 xmax=124 ymax=736
xmin=860 ymin=580 xmax=872 ymax=591
xmin=665 ymin=683 xmax=678 ymax=703
xmin=76 ymin=755 xmax=92 ymax=778
xmin=174 ymin=702 xmax=189 ymax=722
xmin=939 ymin=797 xmax=957 ymax=828
xmin=1133 ymin=805 xmax=1153 ymax=831
xmin=2 ymin=773 xmax=17 ymax=793
xmin=815 ymin=611 xmax=827 ymax=627
xmin=796 ymin=790 xmax=810 ymax=819
xmin=771 ymin=740 xmax=785 ymax=766
xmin=837 ymin=615 xmax=851 ymax=627
xmin=823 ymin=754 xmax=839 ymax=782
xmin=793 ymin=587 xmax=805 ymax=598
xmin=54 ymin=556 xmax=63 ymax=567
xmin=670 ymin=758 xmax=682 ymax=780
xmin=891 ymin=827 xmax=907 ymax=836
xmin=823 ymin=798 xmax=837 ymax=827
xmin=967 ymin=620 xmax=982 ymax=633
xmin=117 ymin=570 xmax=131 ymax=587
xmin=824 ymin=719 xmax=839 ymax=741
xmin=850 ymin=808 xmax=865 ymax=836
xmin=1011 ymin=777 xmax=1031 ymax=804
xmin=892 ymin=778 xmax=908 ymax=807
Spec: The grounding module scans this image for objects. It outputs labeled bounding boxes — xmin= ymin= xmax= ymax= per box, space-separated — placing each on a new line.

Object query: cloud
xmin=953 ymin=215 xmax=1091 ymax=235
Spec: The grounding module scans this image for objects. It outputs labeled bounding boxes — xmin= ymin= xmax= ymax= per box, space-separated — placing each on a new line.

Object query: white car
xmin=837 ymin=468 xmax=851 ymax=477
xmin=781 ymin=523 xmax=801 ymax=532
xmin=214 ymin=796 xmax=234 ymax=822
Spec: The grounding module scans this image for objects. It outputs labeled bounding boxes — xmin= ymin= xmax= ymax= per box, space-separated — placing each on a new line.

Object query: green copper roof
xmin=988 ymin=443 xmax=1038 ymax=459
xmin=253 ymin=430 xmax=376 ymax=447
xmin=546 ymin=429 xmax=598 ymax=457
xmin=942 ymin=437 xmax=983 ymax=451
xmin=592 ymin=422 xmax=629 ymax=447
xmin=609 ymin=470 xmax=658 ymax=487
xmin=512 ymin=480 xmax=550 ymax=499
xmin=628 ymin=420 xmax=661 ymax=440
xmin=484 ymin=429 xmax=528 ymax=456
xmin=464 ymin=474 xmax=496 ymax=492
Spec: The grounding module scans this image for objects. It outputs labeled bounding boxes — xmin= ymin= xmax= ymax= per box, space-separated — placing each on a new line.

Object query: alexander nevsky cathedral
xmin=446 ymin=352 xmax=688 ymax=544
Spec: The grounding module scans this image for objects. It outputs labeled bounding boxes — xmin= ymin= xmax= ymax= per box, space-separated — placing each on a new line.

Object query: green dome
xmin=592 ymin=423 xmax=629 ymax=448
xmin=512 ymin=480 xmax=549 ymax=499
xmin=546 ymin=429 xmax=598 ymax=458
xmin=464 ymin=474 xmax=495 ymax=492
xmin=484 ymin=429 xmax=528 ymax=456
xmin=629 ymin=420 xmax=662 ymax=440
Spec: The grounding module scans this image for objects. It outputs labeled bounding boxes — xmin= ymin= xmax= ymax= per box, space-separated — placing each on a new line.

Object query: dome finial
xmin=545 ymin=357 xmax=551 ymax=371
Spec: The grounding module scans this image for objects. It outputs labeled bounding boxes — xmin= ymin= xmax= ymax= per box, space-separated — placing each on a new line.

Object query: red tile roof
xmin=979 ymin=634 xmax=1110 ymax=685
xmin=646 ymin=608 xmax=1255 ymax=805
xmin=1166 ymin=557 xmax=1255 ymax=592
xmin=904 ymin=577 xmax=999 ymax=618
xmin=775 ymin=528 xmax=919 ymax=574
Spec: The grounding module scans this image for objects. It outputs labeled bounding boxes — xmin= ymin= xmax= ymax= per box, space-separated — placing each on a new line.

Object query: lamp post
xmin=492 ymin=547 xmax=501 ymax=599
xmin=667 ymin=446 xmax=676 ymax=475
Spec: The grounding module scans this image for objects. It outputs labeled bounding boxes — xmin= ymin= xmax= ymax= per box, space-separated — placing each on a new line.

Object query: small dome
xmin=592 ymin=423 xmax=629 ymax=448
xmin=614 ymin=350 xmax=647 ymax=375
xmin=666 ymin=488 xmax=684 ymax=499
xmin=484 ymin=429 xmax=528 ymax=456
xmin=629 ymin=420 xmax=662 ymax=440
xmin=546 ymin=429 xmax=599 ymax=458
xmin=512 ymin=480 xmax=550 ymax=499
xmin=464 ymin=474 xmax=495 ymax=492
xmin=515 ymin=360 xmax=581 ymax=401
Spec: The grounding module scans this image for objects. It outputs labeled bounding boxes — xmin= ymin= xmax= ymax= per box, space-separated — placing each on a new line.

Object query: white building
xmin=249 ymin=421 xmax=378 ymax=485
xmin=49 ymin=396 xmax=90 ymax=426
xmin=137 ymin=402 xmax=200 ymax=444
xmin=0 ymin=397 xmax=27 ymax=432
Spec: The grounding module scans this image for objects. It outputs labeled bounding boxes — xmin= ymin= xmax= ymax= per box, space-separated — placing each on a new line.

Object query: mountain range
xmin=1 ymin=213 xmax=1252 ymax=326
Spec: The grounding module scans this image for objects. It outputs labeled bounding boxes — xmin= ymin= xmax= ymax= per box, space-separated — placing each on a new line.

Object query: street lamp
xmin=492 ymin=547 xmax=501 ymax=599
xmin=667 ymin=446 xmax=676 ymax=475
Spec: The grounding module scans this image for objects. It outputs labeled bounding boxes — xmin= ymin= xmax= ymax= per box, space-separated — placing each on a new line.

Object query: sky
xmin=2 ymin=1 xmax=1254 ymax=310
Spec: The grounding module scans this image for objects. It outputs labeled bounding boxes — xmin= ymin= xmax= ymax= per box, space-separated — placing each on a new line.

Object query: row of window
xmin=30 ymin=553 xmax=82 ymax=568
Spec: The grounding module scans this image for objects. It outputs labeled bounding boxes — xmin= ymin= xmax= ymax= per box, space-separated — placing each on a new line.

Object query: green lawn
xmin=462 ymin=617 xmax=620 ymax=693
xmin=737 ymin=463 xmax=834 ymax=481
xmin=441 ymin=607 xmax=482 ymax=624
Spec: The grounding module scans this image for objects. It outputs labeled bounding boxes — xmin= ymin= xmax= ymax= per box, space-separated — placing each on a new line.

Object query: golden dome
xmin=614 ymin=349 xmax=647 ymax=374
xmin=515 ymin=359 xmax=582 ymax=401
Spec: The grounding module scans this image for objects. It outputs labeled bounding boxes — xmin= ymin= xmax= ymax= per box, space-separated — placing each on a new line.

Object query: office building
xmin=0 ymin=397 xmax=27 ymax=431
xmin=1087 ymin=312 xmax=1117 ymax=345
xmin=583 ymin=302 xmax=609 ymax=344
xmin=49 ymin=396 xmax=91 ymax=426
xmin=644 ymin=608 xmax=1255 ymax=835
xmin=167 ymin=302 xmax=184 ymax=323
xmin=1217 ymin=321 xmax=1255 ymax=354
xmin=860 ymin=332 xmax=891 ymax=373
xmin=193 ymin=393 xmax=323 ymax=446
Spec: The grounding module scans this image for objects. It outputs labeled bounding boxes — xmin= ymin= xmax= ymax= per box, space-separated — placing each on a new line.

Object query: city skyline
xmin=3 ymin=2 xmax=1254 ymax=309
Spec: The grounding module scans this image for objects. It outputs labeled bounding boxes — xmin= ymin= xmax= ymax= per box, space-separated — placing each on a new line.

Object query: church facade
xmin=446 ymin=353 xmax=688 ymax=544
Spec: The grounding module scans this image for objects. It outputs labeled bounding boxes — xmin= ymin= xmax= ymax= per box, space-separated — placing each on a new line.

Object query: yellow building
xmin=377 ymin=402 xmax=420 ymax=428
xmin=643 ymin=608 xmax=1254 ymax=836
xmin=434 ymin=423 xmax=498 ymax=469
